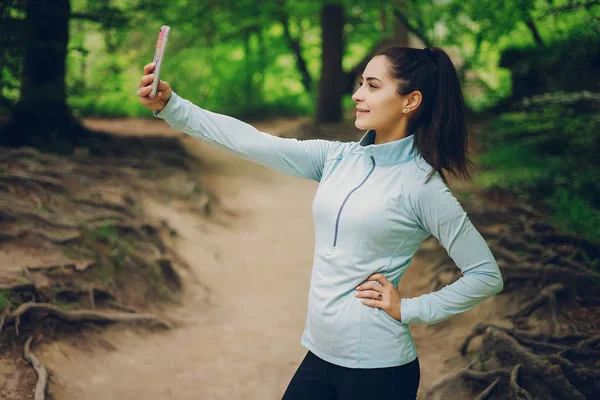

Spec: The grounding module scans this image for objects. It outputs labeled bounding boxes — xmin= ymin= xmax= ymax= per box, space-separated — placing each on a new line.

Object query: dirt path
xmin=37 ymin=117 xmax=507 ymax=399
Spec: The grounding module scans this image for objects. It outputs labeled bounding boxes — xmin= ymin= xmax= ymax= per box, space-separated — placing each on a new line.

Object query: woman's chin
xmin=355 ymin=120 xmax=370 ymax=130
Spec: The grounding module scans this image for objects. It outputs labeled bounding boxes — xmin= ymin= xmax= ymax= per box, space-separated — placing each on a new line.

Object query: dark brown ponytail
xmin=374 ymin=46 xmax=473 ymax=184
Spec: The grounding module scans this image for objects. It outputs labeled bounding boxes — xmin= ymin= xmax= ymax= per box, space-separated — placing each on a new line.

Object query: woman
xmin=137 ymin=46 xmax=504 ymax=399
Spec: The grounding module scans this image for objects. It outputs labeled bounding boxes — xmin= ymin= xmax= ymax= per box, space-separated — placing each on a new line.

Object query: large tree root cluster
xmin=0 ymin=138 xmax=216 ymax=399
xmin=423 ymin=192 xmax=600 ymax=399
xmin=426 ymin=324 xmax=600 ymax=399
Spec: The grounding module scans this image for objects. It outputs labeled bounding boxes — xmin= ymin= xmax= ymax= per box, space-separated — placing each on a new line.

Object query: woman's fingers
xmin=138 ymin=64 xmax=170 ymax=111
xmin=138 ymin=73 xmax=155 ymax=88
xmin=365 ymin=273 xmax=391 ymax=287
xmin=137 ymin=85 xmax=152 ymax=96
xmin=355 ymin=289 xmax=382 ymax=300
xmin=157 ymin=80 xmax=170 ymax=91
xmin=360 ymin=298 xmax=385 ymax=309
xmin=143 ymin=62 xmax=156 ymax=75
xmin=137 ymin=79 xmax=169 ymax=95
xmin=356 ymin=281 xmax=382 ymax=291
xmin=139 ymin=92 xmax=163 ymax=109
xmin=137 ymin=85 xmax=160 ymax=100
xmin=355 ymin=281 xmax=384 ymax=301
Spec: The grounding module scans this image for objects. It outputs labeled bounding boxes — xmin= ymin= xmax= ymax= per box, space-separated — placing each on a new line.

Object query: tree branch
xmin=276 ymin=0 xmax=312 ymax=92
xmin=525 ymin=17 xmax=545 ymax=47
xmin=392 ymin=8 xmax=432 ymax=48
xmin=539 ymin=1 xmax=600 ymax=18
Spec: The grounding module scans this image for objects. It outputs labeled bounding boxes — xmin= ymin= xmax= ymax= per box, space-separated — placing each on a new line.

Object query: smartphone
xmin=149 ymin=25 xmax=170 ymax=99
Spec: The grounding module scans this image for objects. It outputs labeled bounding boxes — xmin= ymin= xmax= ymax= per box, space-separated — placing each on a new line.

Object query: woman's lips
xmin=356 ymin=110 xmax=370 ymax=115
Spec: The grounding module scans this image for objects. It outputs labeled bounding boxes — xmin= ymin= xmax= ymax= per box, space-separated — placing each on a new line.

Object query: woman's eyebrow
xmin=360 ymin=76 xmax=382 ymax=83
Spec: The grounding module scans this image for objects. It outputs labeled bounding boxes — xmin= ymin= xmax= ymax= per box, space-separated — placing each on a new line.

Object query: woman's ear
xmin=406 ymin=90 xmax=423 ymax=112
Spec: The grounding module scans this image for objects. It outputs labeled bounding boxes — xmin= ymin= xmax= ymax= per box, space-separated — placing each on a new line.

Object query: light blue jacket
xmin=154 ymin=92 xmax=504 ymax=369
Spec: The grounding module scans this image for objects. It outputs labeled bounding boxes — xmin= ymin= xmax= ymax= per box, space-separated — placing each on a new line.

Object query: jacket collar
xmin=358 ymin=130 xmax=420 ymax=165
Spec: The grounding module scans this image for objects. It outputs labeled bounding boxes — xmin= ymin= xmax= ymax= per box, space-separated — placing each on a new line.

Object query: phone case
xmin=150 ymin=25 xmax=170 ymax=99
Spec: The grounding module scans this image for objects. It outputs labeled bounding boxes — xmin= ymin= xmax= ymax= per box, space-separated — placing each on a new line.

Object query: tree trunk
xmin=0 ymin=0 xmax=85 ymax=153
xmin=316 ymin=3 xmax=345 ymax=123
xmin=393 ymin=6 xmax=410 ymax=48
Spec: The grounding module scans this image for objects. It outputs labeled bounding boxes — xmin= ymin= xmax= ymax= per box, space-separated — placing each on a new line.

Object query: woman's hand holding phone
xmin=137 ymin=62 xmax=172 ymax=112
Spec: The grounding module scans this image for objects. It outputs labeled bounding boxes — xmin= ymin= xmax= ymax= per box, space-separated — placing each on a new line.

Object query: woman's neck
xmin=373 ymin=119 xmax=409 ymax=144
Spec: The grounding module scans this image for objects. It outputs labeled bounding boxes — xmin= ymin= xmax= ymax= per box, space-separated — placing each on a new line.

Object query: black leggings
xmin=282 ymin=351 xmax=420 ymax=400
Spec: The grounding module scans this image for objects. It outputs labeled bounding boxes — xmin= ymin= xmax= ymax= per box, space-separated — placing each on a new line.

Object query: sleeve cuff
xmin=153 ymin=91 xmax=182 ymax=122
xmin=400 ymin=297 xmax=420 ymax=324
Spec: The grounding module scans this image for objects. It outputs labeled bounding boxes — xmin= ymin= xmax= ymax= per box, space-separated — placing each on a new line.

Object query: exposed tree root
xmin=539 ymin=253 xmax=594 ymax=273
xmin=484 ymin=326 xmax=587 ymax=399
xmin=456 ymin=324 xmax=595 ymax=399
xmin=448 ymin=327 xmax=592 ymax=399
xmin=428 ymin=254 xmax=459 ymax=291
xmin=497 ymin=262 xmax=600 ymax=295
xmin=71 ymin=198 xmax=137 ymax=218
xmin=25 ymin=260 xmax=94 ymax=273
xmin=23 ymin=335 xmax=48 ymax=400
xmin=497 ymin=236 xmax=545 ymax=255
xmin=507 ymin=283 xmax=565 ymax=336
xmin=532 ymin=232 xmax=600 ymax=259
xmin=6 ymin=302 xmax=171 ymax=329
xmin=0 ymin=172 xmax=65 ymax=191
xmin=426 ymin=367 xmax=511 ymax=398
xmin=30 ymin=227 xmax=81 ymax=244
xmin=509 ymin=364 xmax=532 ymax=400
xmin=577 ymin=334 xmax=600 ymax=348
xmin=545 ymin=354 xmax=600 ymax=390
xmin=460 ymin=323 xmax=595 ymax=357
xmin=474 ymin=377 xmax=501 ymax=400
xmin=0 ymin=282 xmax=35 ymax=291
xmin=0 ymin=204 xmax=80 ymax=229
xmin=0 ymin=146 xmax=43 ymax=162
xmin=454 ymin=318 xmax=600 ymax=399
xmin=489 ymin=245 xmax=524 ymax=264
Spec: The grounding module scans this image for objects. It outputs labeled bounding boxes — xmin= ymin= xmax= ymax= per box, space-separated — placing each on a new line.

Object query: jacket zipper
xmin=333 ymin=156 xmax=376 ymax=247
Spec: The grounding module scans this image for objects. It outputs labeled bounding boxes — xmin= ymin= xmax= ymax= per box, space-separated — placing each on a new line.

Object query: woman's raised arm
xmin=137 ymin=63 xmax=337 ymax=182
xmin=153 ymin=91 xmax=337 ymax=181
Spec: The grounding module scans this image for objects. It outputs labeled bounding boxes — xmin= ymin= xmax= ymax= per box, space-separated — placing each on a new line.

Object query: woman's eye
xmin=358 ymin=82 xmax=376 ymax=89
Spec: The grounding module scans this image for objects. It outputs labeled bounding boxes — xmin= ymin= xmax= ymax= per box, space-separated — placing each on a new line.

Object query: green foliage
xmin=2 ymin=0 xmax=598 ymax=117
xmin=475 ymin=98 xmax=600 ymax=240
xmin=547 ymin=188 xmax=600 ymax=241
xmin=437 ymin=0 xmax=599 ymax=110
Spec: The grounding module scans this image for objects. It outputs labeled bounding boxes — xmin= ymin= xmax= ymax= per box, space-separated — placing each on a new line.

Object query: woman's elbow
xmin=478 ymin=261 xmax=504 ymax=296
xmin=491 ymin=263 xmax=504 ymax=295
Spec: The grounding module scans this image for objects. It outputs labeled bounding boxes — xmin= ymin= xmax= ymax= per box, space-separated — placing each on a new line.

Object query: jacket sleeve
xmin=153 ymin=91 xmax=336 ymax=181
xmin=400 ymin=175 xmax=504 ymax=325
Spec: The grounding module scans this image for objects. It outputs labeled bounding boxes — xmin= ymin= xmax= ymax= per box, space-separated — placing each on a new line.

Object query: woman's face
xmin=352 ymin=55 xmax=407 ymax=133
